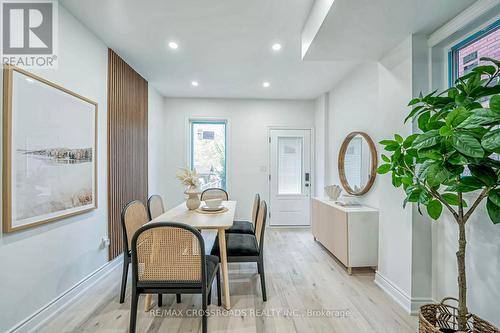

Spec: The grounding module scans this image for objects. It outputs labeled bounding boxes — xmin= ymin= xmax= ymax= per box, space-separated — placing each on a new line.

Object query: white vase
xmin=184 ymin=187 xmax=200 ymax=210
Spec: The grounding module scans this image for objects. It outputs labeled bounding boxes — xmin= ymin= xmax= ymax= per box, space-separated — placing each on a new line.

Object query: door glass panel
xmin=278 ymin=137 xmax=302 ymax=194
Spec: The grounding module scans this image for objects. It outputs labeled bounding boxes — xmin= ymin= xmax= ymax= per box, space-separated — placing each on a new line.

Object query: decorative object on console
xmin=335 ymin=193 xmax=359 ymax=206
xmin=324 ymin=184 xmax=342 ymax=201
xmin=177 ymin=168 xmax=201 ymax=210
xmin=338 ymin=131 xmax=378 ymax=196
xmin=378 ymin=57 xmax=500 ymax=332
xmin=2 ymin=66 xmax=98 ymax=233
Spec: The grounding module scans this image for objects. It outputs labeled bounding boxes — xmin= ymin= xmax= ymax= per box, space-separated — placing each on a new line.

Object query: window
xmin=190 ymin=121 xmax=227 ymax=191
xmin=449 ymin=20 xmax=499 ymax=88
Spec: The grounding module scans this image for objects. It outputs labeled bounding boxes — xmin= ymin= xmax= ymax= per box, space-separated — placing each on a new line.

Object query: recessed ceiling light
xmin=191 ymin=80 xmax=199 ymax=87
xmin=272 ymin=43 xmax=282 ymax=51
xmin=262 ymin=81 xmax=270 ymax=88
xmin=168 ymin=41 xmax=179 ymax=49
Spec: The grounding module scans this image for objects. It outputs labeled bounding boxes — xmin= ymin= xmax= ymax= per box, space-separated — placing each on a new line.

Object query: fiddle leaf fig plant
xmin=377 ymin=57 xmax=500 ymax=331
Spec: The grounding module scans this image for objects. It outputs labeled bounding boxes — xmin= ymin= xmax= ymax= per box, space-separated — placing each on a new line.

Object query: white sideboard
xmin=311 ymin=197 xmax=379 ymax=274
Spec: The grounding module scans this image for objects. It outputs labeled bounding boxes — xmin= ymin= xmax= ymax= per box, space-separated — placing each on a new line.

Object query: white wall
xmin=0 ymin=6 xmax=109 ymax=332
xmin=148 ymin=86 xmax=168 ymax=201
xmin=317 ymin=36 xmax=431 ymax=312
xmin=162 ymin=98 xmax=315 ymax=220
xmin=314 ymin=94 xmax=327 ymax=196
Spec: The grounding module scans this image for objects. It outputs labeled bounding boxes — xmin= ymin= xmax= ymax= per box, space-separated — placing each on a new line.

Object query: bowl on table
xmin=205 ymin=198 xmax=223 ymax=209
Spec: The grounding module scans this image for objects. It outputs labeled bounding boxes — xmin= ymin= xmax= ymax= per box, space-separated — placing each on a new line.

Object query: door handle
xmin=305 ymin=183 xmax=310 ymax=187
xmin=305 ymin=173 xmax=310 ymax=182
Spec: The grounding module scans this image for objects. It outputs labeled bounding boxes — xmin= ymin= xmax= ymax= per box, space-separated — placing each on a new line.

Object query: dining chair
xmin=210 ymin=200 xmax=268 ymax=301
xmin=147 ymin=194 xmax=165 ymax=220
xmin=119 ymin=200 xmax=149 ymax=304
xmin=200 ymin=188 xmax=229 ymax=201
xmin=226 ymin=193 xmax=260 ymax=235
xmin=129 ymin=222 xmax=221 ymax=333
xmin=146 ymin=194 xmax=183 ymax=304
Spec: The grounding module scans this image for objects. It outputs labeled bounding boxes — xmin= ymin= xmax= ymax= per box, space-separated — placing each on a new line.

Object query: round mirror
xmin=338 ymin=132 xmax=378 ymax=196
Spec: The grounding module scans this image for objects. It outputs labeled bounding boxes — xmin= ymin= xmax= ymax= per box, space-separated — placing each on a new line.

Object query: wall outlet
xmin=101 ymin=236 xmax=110 ymax=249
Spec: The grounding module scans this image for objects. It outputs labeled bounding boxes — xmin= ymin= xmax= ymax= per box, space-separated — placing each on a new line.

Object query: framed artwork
xmin=2 ymin=66 xmax=98 ymax=233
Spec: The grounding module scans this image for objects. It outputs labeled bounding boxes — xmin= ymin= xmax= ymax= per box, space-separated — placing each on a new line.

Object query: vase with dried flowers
xmin=176 ymin=168 xmax=201 ymax=210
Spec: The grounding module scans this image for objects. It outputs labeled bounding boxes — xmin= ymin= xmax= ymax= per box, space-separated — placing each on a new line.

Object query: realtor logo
xmin=2 ymin=0 xmax=58 ymax=68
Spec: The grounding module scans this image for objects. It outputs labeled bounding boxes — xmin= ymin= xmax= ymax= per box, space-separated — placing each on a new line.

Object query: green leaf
xmin=381 ymin=154 xmax=391 ymax=163
xmin=394 ymin=134 xmax=403 ymax=143
xmin=377 ymin=164 xmax=391 ymax=174
xmin=486 ymin=199 xmax=500 ymax=224
xmin=472 ymin=65 xmax=496 ymax=75
xmin=451 ymin=133 xmax=484 ymax=158
xmin=481 ymin=128 xmax=500 ymax=152
xmin=447 ymin=153 xmax=468 ymax=165
xmin=418 ymin=112 xmax=430 ymax=131
xmin=412 ymin=130 xmax=441 ymax=150
xmin=490 ymin=95 xmax=500 ymax=114
xmin=446 ymin=106 xmax=470 ymax=127
xmin=439 ymin=125 xmax=453 ymax=137
xmin=427 ymin=200 xmax=443 ymax=220
xmin=469 ymin=165 xmax=496 ymax=187
xmin=441 ymin=193 xmax=467 ymax=207
xmin=380 ymin=139 xmax=397 ymax=146
xmin=385 ymin=143 xmax=400 ymax=151
xmin=417 ymin=160 xmax=434 ymax=181
xmin=403 ymin=134 xmax=419 ymax=148
xmin=457 ymin=108 xmax=500 ymax=129
xmin=418 ymin=147 xmax=443 ymax=160
xmin=488 ymin=189 xmax=500 ymax=207
xmin=392 ymin=173 xmax=402 ymax=187
xmin=408 ymin=98 xmax=421 ymax=106
xmin=426 ymin=162 xmax=452 ymax=186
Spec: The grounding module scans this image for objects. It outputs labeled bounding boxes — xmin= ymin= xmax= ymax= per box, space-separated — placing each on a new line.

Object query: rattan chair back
xmin=201 ymin=188 xmax=229 ymax=201
xmin=132 ymin=223 xmax=205 ymax=283
xmin=148 ymin=195 xmax=165 ymax=220
xmin=121 ymin=200 xmax=149 ymax=251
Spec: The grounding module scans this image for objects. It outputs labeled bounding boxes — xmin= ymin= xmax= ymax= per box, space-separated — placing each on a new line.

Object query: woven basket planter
xmin=419 ymin=298 xmax=499 ymax=333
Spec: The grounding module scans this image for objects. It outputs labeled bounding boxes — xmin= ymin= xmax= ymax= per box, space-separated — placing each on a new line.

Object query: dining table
xmin=143 ymin=200 xmax=236 ymax=311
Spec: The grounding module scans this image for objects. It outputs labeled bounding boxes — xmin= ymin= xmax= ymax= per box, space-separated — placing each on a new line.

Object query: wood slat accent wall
xmin=107 ymin=49 xmax=148 ymax=260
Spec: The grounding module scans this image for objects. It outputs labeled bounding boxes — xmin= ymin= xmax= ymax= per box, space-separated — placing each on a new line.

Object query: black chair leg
xmin=119 ymin=255 xmax=129 ymax=303
xmin=202 ymin=290 xmax=208 ymax=333
xmin=158 ymin=294 xmax=163 ymax=307
xmin=208 ymin=288 xmax=212 ymax=305
xmin=216 ymin=268 xmax=222 ymax=306
xmin=176 ymin=294 xmax=181 ymax=303
xmin=257 ymin=259 xmax=267 ymax=302
xmin=130 ymin=290 xmax=139 ymax=333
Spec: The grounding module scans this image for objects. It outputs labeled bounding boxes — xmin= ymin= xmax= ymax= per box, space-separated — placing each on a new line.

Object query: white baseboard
xmin=374 ymin=271 xmax=433 ymax=315
xmin=8 ymin=255 xmax=123 ymax=333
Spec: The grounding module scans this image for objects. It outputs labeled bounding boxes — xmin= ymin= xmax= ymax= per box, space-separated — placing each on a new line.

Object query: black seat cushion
xmin=205 ymin=255 xmax=219 ymax=284
xmin=211 ymin=233 xmax=259 ymax=257
xmin=226 ymin=220 xmax=254 ymax=235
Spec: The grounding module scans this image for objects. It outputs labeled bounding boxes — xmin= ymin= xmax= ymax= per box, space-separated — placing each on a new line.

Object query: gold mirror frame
xmin=338 ymin=131 xmax=378 ymax=196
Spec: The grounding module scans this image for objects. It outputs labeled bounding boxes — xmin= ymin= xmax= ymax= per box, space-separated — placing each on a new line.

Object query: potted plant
xmin=377 ymin=57 xmax=500 ymax=333
xmin=176 ymin=168 xmax=201 ymax=210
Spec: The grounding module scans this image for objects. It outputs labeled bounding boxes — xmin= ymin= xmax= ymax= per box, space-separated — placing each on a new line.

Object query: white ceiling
xmin=60 ymin=0 xmax=479 ymax=100
xmin=303 ymin=0 xmax=478 ymax=61
xmin=60 ymin=0 xmax=358 ymax=100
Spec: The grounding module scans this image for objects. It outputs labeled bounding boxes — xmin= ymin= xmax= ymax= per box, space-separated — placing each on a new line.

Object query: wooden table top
xmin=150 ymin=200 xmax=236 ymax=229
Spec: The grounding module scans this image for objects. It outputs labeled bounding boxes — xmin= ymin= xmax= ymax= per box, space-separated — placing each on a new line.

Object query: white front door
xmin=269 ymin=129 xmax=312 ymax=226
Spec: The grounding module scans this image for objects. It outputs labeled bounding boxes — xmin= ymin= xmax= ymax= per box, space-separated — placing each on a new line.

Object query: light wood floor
xmin=39 ymin=228 xmax=417 ymax=333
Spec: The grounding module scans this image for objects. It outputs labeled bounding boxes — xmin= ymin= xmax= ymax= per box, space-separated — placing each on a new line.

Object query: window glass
xmin=278 ymin=137 xmax=303 ymax=194
xmin=190 ymin=122 xmax=226 ymax=190
xmin=450 ymin=21 xmax=499 ymax=94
